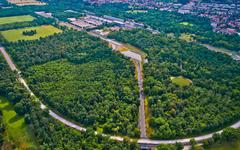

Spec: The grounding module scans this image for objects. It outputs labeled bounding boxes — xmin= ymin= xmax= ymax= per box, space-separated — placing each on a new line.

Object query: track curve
xmin=1 ymin=46 xmax=240 ymax=147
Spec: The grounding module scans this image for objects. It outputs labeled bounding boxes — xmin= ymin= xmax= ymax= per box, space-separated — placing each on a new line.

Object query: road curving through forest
xmin=1 ymin=44 xmax=240 ymax=148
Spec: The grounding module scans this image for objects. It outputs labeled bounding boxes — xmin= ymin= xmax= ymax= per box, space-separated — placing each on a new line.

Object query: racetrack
xmin=1 ymin=44 xmax=240 ymax=148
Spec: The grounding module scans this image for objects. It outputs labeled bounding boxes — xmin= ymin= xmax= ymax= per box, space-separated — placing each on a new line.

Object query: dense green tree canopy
xmin=3 ymin=30 xmax=140 ymax=137
xmin=0 ymin=51 xmax=140 ymax=149
xmin=109 ymin=29 xmax=240 ymax=139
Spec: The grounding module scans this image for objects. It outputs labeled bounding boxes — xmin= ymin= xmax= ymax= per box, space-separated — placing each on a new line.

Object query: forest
xmin=203 ymin=128 xmax=240 ymax=148
xmin=0 ymin=50 xmax=140 ymax=149
xmin=2 ymin=30 xmax=140 ymax=137
xmin=1 ymin=0 xmax=240 ymax=148
xmin=109 ymin=29 xmax=240 ymax=139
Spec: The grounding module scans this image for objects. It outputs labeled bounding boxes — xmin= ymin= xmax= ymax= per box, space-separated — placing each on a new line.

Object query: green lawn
xmin=170 ymin=76 xmax=192 ymax=87
xmin=1 ymin=25 xmax=62 ymax=42
xmin=0 ymin=97 xmax=38 ymax=149
xmin=0 ymin=15 xmax=35 ymax=25
xmin=179 ymin=22 xmax=194 ymax=26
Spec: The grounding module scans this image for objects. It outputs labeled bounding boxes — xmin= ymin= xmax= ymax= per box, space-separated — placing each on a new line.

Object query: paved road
xmin=0 ymin=47 xmax=17 ymax=71
xmin=136 ymin=61 xmax=147 ymax=139
xmin=2 ymin=40 xmax=240 ymax=147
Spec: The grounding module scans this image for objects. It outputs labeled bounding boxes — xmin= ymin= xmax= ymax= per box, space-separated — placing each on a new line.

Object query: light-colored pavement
xmin=121 ymin=51 xmax=142 ymax=62
xmin=136 ymin=61 xmax=147 ymax=139
xmin=49 ymin=110 xmax=86 ymax=132
xmin=2 ymin=38 xmax=240 ymax=147
xmin=0 ymin=47 xmax=17 ymax=71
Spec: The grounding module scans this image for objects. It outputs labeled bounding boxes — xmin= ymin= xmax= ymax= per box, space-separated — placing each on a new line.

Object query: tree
xmin=157 ymin=144 xmax=177 ymax=150
xmin=175 ymin=142 xmax=184 ymax=150
xmin=14 ymin=102 xmax=26 ymax=115
xmin=190 ymin=139 xmax=197 ymax=148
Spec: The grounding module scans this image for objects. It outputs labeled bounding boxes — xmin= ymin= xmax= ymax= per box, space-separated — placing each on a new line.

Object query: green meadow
xmin=0 ymin=15 xmax=35 ymax=25
xmin=179 ymin=22 xmax=194 ymax=26
xmin=1 ymin=25 xmax=62 ymax=42
xmin=0 ymin=97 xmax=38 ymax=149
xmin=171 ymin=76 xmax=192 ymax=87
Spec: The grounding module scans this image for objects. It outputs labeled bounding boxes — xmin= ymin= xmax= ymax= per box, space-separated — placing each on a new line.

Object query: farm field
xmin=0 ymin=97 xmax=38 ymax=149
xmin=170 ymin=76 xmax=192 ymax=87
xmin=0 ymin=15 xmax=35 ymax=25
xmin=1 ymin=25 xmax=62 ymax=42
xmin=7 ymin=0 xmax=46 ymax=6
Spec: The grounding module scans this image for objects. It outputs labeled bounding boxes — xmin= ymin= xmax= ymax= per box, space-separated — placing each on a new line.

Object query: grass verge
xmin=0 ymin=96 xmax=38 ymax=149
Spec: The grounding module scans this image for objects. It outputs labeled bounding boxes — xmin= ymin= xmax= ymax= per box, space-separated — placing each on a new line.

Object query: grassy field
xmin=0 ymin=15 xmax=35 ymax=25
xmin=0 ymin=97 xmax=38 ymax=149
xmin=179 ymin=22 xmax=194 ymax=26
xmin=171 ymin=76 xmax=192 ymax=87
xmin=202 ymin=141 xmax=240 ymax=150
xmin=1 ymin=25 xmax=62 ymax=42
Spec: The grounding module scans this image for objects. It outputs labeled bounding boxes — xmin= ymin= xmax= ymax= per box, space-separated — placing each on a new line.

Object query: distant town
xmin=86 ymin=0 xmax=240 ymax=35
xmin=35 ymin=10 xmax=159 ymax=34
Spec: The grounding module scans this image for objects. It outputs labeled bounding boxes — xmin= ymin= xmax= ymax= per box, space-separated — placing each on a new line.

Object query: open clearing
xmin=179 ymin=22 xmax=194 ymax=26
xmin=0 ymin=97 xmax=37 ymax=149
xmin=0 ymin=15 xmax=35 ymax=25
xmin=7 ymin=0 xmax=46 ymax=6
xmin=1 ymin=25 xmax=62 ymax=42
xmin=171 ymin=76 xmax=192 ymax=87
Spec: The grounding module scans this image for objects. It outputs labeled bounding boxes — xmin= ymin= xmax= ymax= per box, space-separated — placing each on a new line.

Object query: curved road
xmin=1 ymin=46 xmax=240 ymax=148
